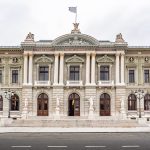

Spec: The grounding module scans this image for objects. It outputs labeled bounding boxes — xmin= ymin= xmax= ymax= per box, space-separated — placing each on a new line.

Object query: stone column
xmin=59 ymin=53 xmax=64 ymax=85
xmin=28 ymin=53 xmax=33 ymax=85
xmin=67 ymin=64 xmax=70 ymax=80
xmin=86 ymin=53 xmax=90 ymax=85
xmin=49 ymin=64 xmax=51 ymax=85
xmin=80 ymin=64 xmax=82 ymax=84
xmin=109 ymin=65 xmax=112 ymax=80
xmin=121 ymin=52 xmax=125 ymax=84
xmin=98 ymin=64 xmax=100 ymax=81
xmin=115 ymin=53 xmax=120 ymax=85
xmin=23 ymin=53 xmax=28 ymax=85
xmin=54 ymin=53 xmax=59 ymax=85
xmin=36 ymin=64 xmax=39 ymax=81
xmin=91 ymin=53 xmax=96 ymax=85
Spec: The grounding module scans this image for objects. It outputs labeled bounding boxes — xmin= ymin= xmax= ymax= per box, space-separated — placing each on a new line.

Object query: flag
xmin=69 ymin=7 xmax=77 ymax=13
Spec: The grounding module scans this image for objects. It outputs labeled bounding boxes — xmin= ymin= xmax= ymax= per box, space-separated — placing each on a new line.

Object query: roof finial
xmin=71 ymin=23 xmax=81 ymax=34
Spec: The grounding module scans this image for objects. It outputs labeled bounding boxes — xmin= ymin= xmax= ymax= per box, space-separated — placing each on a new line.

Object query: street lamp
xmin=134 ymin=89 xmax=144 ymax=118
xmin=4 ymin=90 xmax=14 ymax=118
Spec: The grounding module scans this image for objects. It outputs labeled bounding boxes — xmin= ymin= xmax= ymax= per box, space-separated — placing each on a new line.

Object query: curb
xmin=0 ymin=127 xmax=150 ymax=133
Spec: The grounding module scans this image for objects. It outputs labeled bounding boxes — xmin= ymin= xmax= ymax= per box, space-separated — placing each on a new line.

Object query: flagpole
xmin=75 ymin=6 xmax=77 ymax=23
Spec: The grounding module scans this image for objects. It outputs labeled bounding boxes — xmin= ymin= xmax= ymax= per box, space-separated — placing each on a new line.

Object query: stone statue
xmin=56 ymin=97 xmax=60 ymax=108
xmin=121 ymin=97 xmax=124 ymax=110
xmin=71 ymin=23 xmax=81 ymax=34
xmin=55 ymin=97 xmax=60 ymax=119
xmin=89 ymin=97 xmax=94 ymax=110
xmin=115 ymin=33 xmax=125 ymax=43
xmin=25 ymin=32 xmax=34 ymax=41
xmin=24 ymin=98 xmax=28 ymax=108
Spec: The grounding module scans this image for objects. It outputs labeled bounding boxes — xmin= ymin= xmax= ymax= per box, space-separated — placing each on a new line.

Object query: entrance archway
xmin=68 ymin=93 xmax=80 ymax=116
xmin=100 ymin=93 xmax=111 ymax=116
xmin=37 ymin=93 xmax=48 ymax=116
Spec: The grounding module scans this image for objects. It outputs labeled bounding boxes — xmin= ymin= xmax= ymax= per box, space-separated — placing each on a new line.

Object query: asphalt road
xmin=0 ymin=132 xmax=150 ymax=150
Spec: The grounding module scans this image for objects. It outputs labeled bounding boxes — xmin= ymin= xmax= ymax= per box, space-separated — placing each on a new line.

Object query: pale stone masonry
xmin=0 ymin=24 xmax=150 ymax=124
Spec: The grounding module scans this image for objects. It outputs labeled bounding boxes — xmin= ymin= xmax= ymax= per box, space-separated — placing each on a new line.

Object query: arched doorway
xmin=100 ymin=93 xmax=111 ymax=116
xmin=11 ymin=94 xmax=19 ymax=111
xmin=37 ymin=93 xmax=48 ymax=116
xmin=68 ymin=93 xmax=80 ymax=116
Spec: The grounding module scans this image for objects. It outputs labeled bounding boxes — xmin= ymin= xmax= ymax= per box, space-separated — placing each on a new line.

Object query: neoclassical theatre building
xmin=0 ymin=23 xmax=150 ymax=124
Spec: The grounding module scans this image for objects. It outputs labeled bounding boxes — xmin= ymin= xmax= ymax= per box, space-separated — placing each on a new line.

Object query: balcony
xmin=98 ymin=80 xmax=114 ymax=87
xmin=34 ymin=80 xmax=51 ymax=86
xmin=66 ymin=80 xmax=83 ymax=87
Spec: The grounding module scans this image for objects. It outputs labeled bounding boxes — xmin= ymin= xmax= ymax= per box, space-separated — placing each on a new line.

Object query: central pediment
xmin=52 ymin=33 xmax=100 ymax=46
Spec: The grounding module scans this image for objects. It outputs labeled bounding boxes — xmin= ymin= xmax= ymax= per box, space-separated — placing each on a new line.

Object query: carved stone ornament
xmin=66 ymin=55 xmax=84 ymax=63
xmin=12 ymin=57 xmax=18 ymax=63
xmin=25 ymin=32 xmax=34 ymax=41
xmin=71 ymin=23 xmax=81 ymax=34
xmin=52 ymin=30 xmax=100 ymax=46
xmin=145 ymin=57 xmax=149 ymax=62
xmin=97 ymin=55 xmax=114 ymax=63
xmin=57 ymin=36 xmax=93 ymax=46
xmin=115 ymin=33 xmax=125 ymax=43
xmin=129 ymin=57 xmax=134 ymax=62
xmin=35 ymin=55 xmax=53 ymax=63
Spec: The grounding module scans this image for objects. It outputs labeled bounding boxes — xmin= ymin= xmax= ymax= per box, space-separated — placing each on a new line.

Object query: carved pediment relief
xmin=97 ymin=55 xmax=114 ymax=63
xmin=35 ymin=55 xmax=53 ymax=63
xmin=66 ymin=55 xmax=84 ymax=63
xmin=52 ymin=34 xmax=99 ymax=46
xmin=57 ymin=36 xmax=92 ymax=46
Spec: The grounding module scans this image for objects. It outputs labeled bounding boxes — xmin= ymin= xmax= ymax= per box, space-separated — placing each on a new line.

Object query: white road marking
xmin=11 ymin=146 xmax=31 ymax=148
xmin=122 ymin=145 xmax=140 ymax=148
xmin=48 ymin=146 xmax=68 ymax=148
xmin=85 ymin=146 xmax=106 ymax=148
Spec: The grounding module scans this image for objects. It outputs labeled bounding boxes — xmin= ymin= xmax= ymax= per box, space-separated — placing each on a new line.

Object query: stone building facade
xmin=0 ymin=24 xmax=150 ymax=124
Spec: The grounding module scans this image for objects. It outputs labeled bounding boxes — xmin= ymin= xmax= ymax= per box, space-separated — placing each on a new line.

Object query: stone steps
xmin=7 ymin=119 xmax=142 ymax=128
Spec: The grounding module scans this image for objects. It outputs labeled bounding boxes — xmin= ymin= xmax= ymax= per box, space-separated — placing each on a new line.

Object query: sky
xmin=0 ymin=0 xmax=150 ymax=46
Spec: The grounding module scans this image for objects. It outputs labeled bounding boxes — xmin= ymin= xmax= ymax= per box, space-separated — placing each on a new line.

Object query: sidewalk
xmin=0 ymin=127 xmax=150 ymax=133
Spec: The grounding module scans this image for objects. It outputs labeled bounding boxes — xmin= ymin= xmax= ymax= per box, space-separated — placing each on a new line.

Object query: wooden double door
xmin=68 ymin=93 xmax=80 ymax=116
xmin=100 ymin=93 xmax=111 ymax=116
xmin=37 ymin=93 xmax=48 ymax=116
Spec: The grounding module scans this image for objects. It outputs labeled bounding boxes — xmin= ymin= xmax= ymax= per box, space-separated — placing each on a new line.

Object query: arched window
xmin=128 ymin=94 xmax=137 ymax=110
xmin=144 ymin=94 xmax=150 ymax=110
xmin=0 ymin=95 xmax=3 ymax=111
xmin=11 ymin=94 xmax=19 ymax=111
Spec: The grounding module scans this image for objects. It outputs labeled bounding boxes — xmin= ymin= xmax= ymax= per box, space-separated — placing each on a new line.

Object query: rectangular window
xmin=39 ymin=66 xmax=49 ymax=81
xmin=69 ymin=66 xmax=80 ymax=80
xmin=144 ymin=70 xmax=149 ymax=83
xmin=100 ymin=66 xmax=109 ymax=80
xmin=0 ymin=70 xmax=2 ymax=83
xmin=129 ymin=70 xmax=135 ymax=83
xmin=12 ymin=70 xmax=18 ymax=83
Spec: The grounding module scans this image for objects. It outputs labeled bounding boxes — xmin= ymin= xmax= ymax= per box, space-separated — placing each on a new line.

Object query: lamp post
xmin=134 ymin=89 xmax=144 ymax=118
xmin=4 ymin=90 xmax=14 ymax=118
